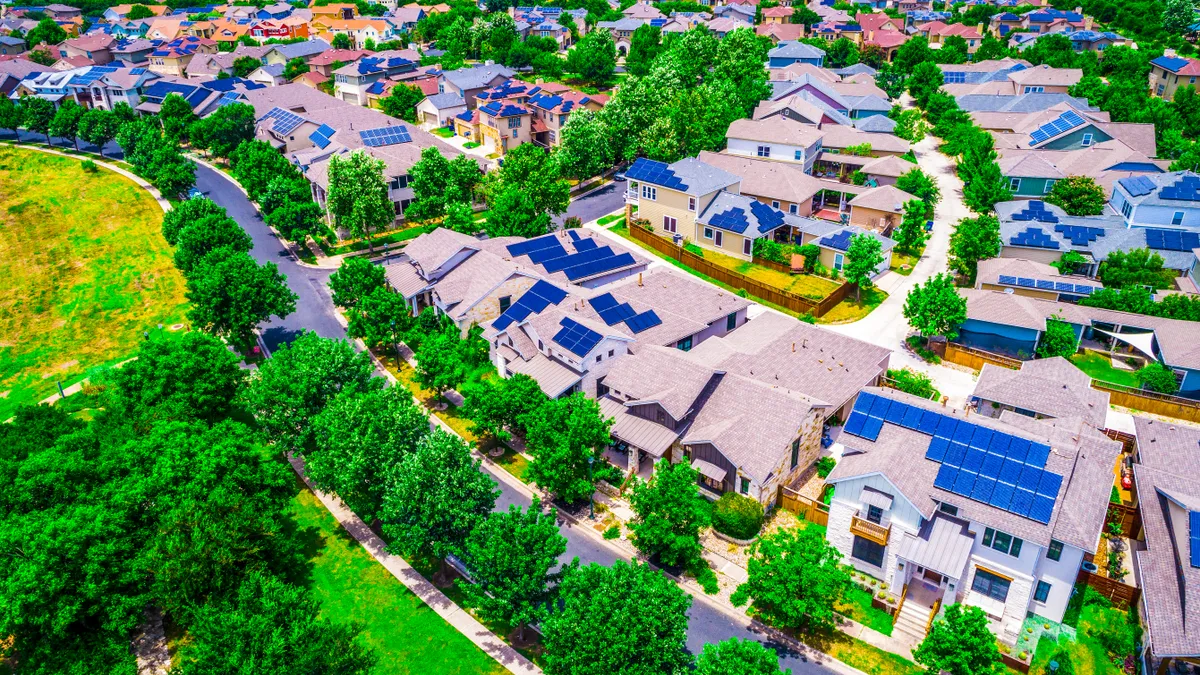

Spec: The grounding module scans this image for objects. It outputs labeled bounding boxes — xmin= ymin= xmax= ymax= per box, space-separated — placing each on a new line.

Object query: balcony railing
xmin=850 ymin=511 xmax=891 ymax=546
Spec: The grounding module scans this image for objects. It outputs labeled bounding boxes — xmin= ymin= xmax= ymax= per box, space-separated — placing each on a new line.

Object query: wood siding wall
xmin=687 ymin=442 xmax=735 ymax=493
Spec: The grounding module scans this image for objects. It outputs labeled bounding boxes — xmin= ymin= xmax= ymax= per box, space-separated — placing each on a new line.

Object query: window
xmin=740 ymin=477 xmax=750 ymax=494
xmin=1121 ymin=200 xmax=1133 ymax=219
xmin=499 ymin=295 xmax=511 ymax=312
xmin=982 ymin=527 xmax=1023 ymax=557
xmin=834 ymin=252 xmax=844 ymax=271
xmin=757 ymin=145 xmax=771 ymax=158
xmin=1009 ymin=177 xmax=1022 ymax=192
xmin=771 ymin=200 xmax=780 ymax=208
xmin=714 ymin=231 xmax=723 ymax=247
xmin=1081 ymin=132 xmax=1093 ymax=147
xmin=1047 ymin=540 xmax=1064 ymax=561
xmin=596 ymin=354 xmax=602 ymax=363
xmin=537 ymin=340 xmax=543 ymax=350
xmin=1023 ymin=85 xmax=1044 ymax=93
xmin=1172 ymin=211 xmax=1184 ymax=226
xmin=971 ymin=568 xmax=1011 ymax=602
xmin=676 ymin=335 xmax=693 ymax=352
xmin=704 ymin=227 xmax=714 ymax=239
xmin=507 ymin=116 xmax=522 ymax=129
xmin=939 ymin=502 xmax=959 ymax=516
xmin=851 ymin=536 xmax=886 ymax=567
xmin=663 ymin=216 xmax=677 ymax=233
xmin=790 ymin=439 xmax=800 ymax=469
xmin=866 ymin=504 xmax=884 ymax=524
xmin=641 ymin=185 xmax=657 ymax=200
xmin=794 ymin=149 xmax=803 ymax=161
xmin=1034 ymin=580 xmax=1052 ymax=603
xmin=703 ymin=474 xmax=723 ymax=490
xmin=743 ymin=238 xmax=751 ymax=256
xmin=608 ymin=350 xmax=614 ymax=357
xmin=790 ymin=204 xmax=799 ymax=215
xmin=688 ymin=196 xmax=696 ymax=211
xmin=726 ymin=313 xmax=737 ymax=330
xmin=1044 ymin=179 xmax=1056 ymax=194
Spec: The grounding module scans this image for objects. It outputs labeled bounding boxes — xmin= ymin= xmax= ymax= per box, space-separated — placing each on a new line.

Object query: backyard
xmin=1029 ymin=584 xmax=1137 ymax=675
xmin=1070 ymin=350 xmax=1141 ymax=388
xmin=818 ymin=288 xmax=888 ymax=324
xmin=697 ymin=245 xmax=842 ymax=301
xmin=0 ymin=145 xmax=189 ymax=420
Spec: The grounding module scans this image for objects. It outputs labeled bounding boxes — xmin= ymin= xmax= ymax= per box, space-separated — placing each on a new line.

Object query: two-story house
xmin=61 ymin=33 xmax=117 ymax=65
xmin=147 ymin=36 xmax=217 ymax=76
xmin=767 ymin=40 xmax=826 ymax=68
xmin=332 ymin=50 xmax=417 ymax=105
xmin=439 ymin=63 xmax=517 ymax=106
xmin=1148 ymin=54 xmax=1200 ymax=102
xmin=1109 ymin=172 xmax=1200 ymax=231
xmin=527 ymin=88 xmax=606 ymax=147
xmin=826 ymin=386 xmax=1121 ymax=644
xmin=725 ymin=117 xmax=824 ymax=173
xmin=475 ymin=100 xmax=532 ymax=155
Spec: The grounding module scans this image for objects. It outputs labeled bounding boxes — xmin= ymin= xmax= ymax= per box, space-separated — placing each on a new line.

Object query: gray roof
xmin=896 ymin=512 xmax=976 ymax=579
xmin=258 ymin=63 xmax=285 ymax=77
xmin=663 ymin=156 xmax=742 ymax=197
xmin=1133 ymin=463 xmax=1200 ymax=658
xmin=841 ymin=94 xmax=891 ymax=112
xmin=828 ymin=386 xmax=1121 ymax=552
xmin=972 ymin=357 xmax=1110 ymax=429
xmin=0 ymin=36 xmax=24 ymax=46
xmin=424 ymin=92 xmax=465 ymax=109
xmin=268 ymin=38 xmax=331 ymax=60
xmin=853 ymin=114 xmax=897 ymax=133
xmin=1117 ymin=170 xmax=1200 ymax=209
xmin=596 ymin=17 xmax=646 ymax=30
xmin=1133 ymin=416 xmax=1200 ymax=475
xmin=598 ymin=395 xmax=681 ymax=458
xmin=956 ymin=92 xmax=1098 ymax=113
xmin=768 ymin=41 xmax=826 ymax=60
xmin=602 ymin=345 xmax=716 ymax=422
xmin=834 ymin=63 xmax=877 ymax=77
xmin=441 ymin=63 xmax=516 ymax=90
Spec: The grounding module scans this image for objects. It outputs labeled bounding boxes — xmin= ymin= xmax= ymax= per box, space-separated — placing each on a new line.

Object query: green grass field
xmin=1070 ymin=351 xmax=1140 ymax=388
xmin=290 ymin=483 xmax=507 ymax=675
xmin=0 ymin=145 xmax=189 ymax=419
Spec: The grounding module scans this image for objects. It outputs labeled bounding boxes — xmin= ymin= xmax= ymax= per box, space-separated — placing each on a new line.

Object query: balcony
xmin=625 ymin=189 xmax=639 ymax=205
xmin=850 ymin=511 xmax=891 ymax=546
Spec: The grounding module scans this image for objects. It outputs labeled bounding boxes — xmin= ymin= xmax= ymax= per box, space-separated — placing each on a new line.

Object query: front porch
xmin=597 ymin=396 xmax=679 ymax=482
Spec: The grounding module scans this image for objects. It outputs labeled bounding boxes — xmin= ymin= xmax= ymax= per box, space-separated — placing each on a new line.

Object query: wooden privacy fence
xmin=629 ymin=225 xmax=849 ymax=318
xmin=1076 ymin=568 xmax=1140 ymax=609
xmin=1108 ymin=502 xmax=1142 ymax=539
xmin=1092 ymin=381 xmax=1200 ymax=425
xmin=778 ymin=486 xmax=830 ymax=526
xmin=944 ymin=343 xmax=1022 ymax=371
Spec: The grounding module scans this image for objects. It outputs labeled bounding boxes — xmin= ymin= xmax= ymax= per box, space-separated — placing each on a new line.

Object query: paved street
xmin=555 ymin=180 xmax=626 ymax=227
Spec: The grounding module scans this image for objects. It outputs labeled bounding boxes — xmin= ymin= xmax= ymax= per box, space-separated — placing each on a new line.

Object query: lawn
xmin=318 ymin=223 xmax=434 ymax=257
xmin=700 ymin=246 xmax=841 ymax=301
xmin=802 ymin=627 xmax=921 ymax=675
xmin=0 ymin=145 xmax=189 ymax=420
xmin=1029 ymin=586 xmax=1132 ymax=675
xmin=431 ymin=127 xmax=455 ymax=138
xmin=1070 ymin=350 xmax=1140 ymax=388
xmin=835 ymin=584 xmax=895 ymax=636
xmin=818 ymin=287 xmax=888 ymax=324
xmin=597 ymin=212 xmax=624 ymax=226
xmin=890 ymin=251 xmax=918 ymax=276
xmin=289 ymin=482 xmax=508 ymax=675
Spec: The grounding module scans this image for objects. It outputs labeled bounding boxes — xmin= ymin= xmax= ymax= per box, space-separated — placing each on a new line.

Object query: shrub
xmin=886 ymin=367 xmax=939 ymax=400
xmin=1051 ymin=648 xmax=1075 ymax=675
xmin=81 ymin=159 xmax=97 ymax=172
xmin=711 ymin=492 xmax=764 ymax=540
xmin=1137 ymin=362 xmax=1179 ymax=394
xmin=603 ymin=525 xmax=620 ymax=540
xmin=816 ymin=456 xmax=836 ymax=478
xmin=684 ymin=242 xmax=705 ymax=257
xmin=752 ymin=237 xmax=787 ymax=264
xmin=563 ymin=215 xmax=582 ymax=229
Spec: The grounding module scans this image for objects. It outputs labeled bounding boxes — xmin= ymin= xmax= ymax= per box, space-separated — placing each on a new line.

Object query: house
xmin=767 ymin=41 xmax=826 ymax=68
xmin=103 ymin=4 xmax=170 ymax=21
xmin=595 ymin=18 xmax=646 ymax=55
xmin=694 ymin=191 xmax=794 ymax=258
xmin=249 ymin=17 xmax=310 ymax=40
xmin=1110 ymin=172 xmax=1200 ymax=231
xmin=955 ymin=91 xmax=1098 ymax=116
xmin=319 ymin=19 xmax=396 ymax=49
xmin=439 ymin=63 xmax=516 ymax=107
xmin=757 ymin=22 xmax=807 ymax=43
xmin=713 ymin=4 xmax=756 ymax=24
xmin=310 ymin=3 xmax=357 ymax=20
xmin=974 ymin=256 xmax=1103 ymax=302
xmin=388 ymin=5 xmax=426 ymax=31
xmin=847 ymin=184 xmax=919 ymax=233
xmin=43 ymin=4 xmax=83 ymax=22
xmin=697 ymin=150 xmax=824 ymax=217
xmin=415 ymin=92 xmax=467 ymax=128
xmin=475 ymin=99 xmax=532 ymax=155
xmin=111 ymin=38 xmax=157 ymax=65
xmin=705 ymin=17 xmax=753 ymax=39
xmin=725 ymin=117 xmax=824 ymax=173
xmin=307 ymin=48 xmax=368 ymax=77
xmin=61 ymin=33 xmax=117 ymax=65
xmin=768 ymin=74 xmax=892 ymax=121
xmin=995 ymin=143 xmax=1166 ymax=201
xmin=858 ymin=155 xmax=916 ymax=187
xmin=527 ymin=88 xmax=607 ymax=148
xmin=970 ymin=356 xmax=1110 ymax=429
xmin=941 ymin=62 xmax=1079 ymax=96
xmin=1066 ymin=30 xmax=1127 ymax=52
xmin=1128 ymin=417 xmax=1200 ymax=675
xmin=79 ymin=65 xmax=160 ymax=110
xmin=332 ymin=50 xmax=417 ymax=105
xmin=811 ymin=21 xmax=864 ymax=45
xmin=0 ymin=36 xmax=25 ymax=56
xmin=294 ymin=70 xmax=330 ymax=89
xmin=261 ymin=39 xmax=332 ymax=67
xmin=248 ymin=63 xmax=287 ymax=86
xmin=1148 ymin=54 xmax=1200 ymax=102
xmin=622 ymin=1 xmax=663 ymax=19
xmin=825 ymin=386 xmax=1121 ymax=643
xmin=147 ymin=36 xmax=217 ymax=76
xmin=916 ymin=21 xmax=983 ymax=53
xmin=761 ymin=5 xmax=793 ymax=23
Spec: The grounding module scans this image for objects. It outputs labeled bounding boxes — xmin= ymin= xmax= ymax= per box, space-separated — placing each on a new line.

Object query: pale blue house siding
xmin=1040 ymin=126 xmax=1113 ymax=151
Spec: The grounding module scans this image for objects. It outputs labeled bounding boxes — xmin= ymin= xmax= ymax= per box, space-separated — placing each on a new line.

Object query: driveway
xmin=556 ymin=180 xmax=626 ymax=227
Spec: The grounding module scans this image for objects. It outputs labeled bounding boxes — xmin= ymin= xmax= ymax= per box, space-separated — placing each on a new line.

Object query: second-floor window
xmin=789 ymin=204 xmax=799 ymax=215
xmin=866 ymin=504 xmax=884 ymax=524
xmin=726 ymin=312 xmax=737 ymax=331
xmin=508 ymin=117 xmax=522 ymax=129
xmin=1081 ymin=132 xmax=1093 ymax=146
xmin=756 ymin=145 xmax=771 ymax=158
xmin=688 ymin=196 xmax=696 ymax=211
xmin=642 ymin=185 xmax=656 ymax=201
xmin=1009 ymin=177 xmax=1022 ymax=192
xmin=983 ymin=527 xmax=1023 ymax=558
xmin=390 ymin=175 xmax=408 ymax=190
xmin=790 ymin=438 xmax=800 ymax=469
xmin=1121 ymin=200 xmax=1133 ymax=218
xmin=1047 ymin=540 xmax=1064 ymax=561
xmin=676 ymin=335 xmax=693 ymax=352
xmin=794 ymin=149 xmax=803 ymax=161
xmin=1044 ymin=179 xmax=1056 ymax=194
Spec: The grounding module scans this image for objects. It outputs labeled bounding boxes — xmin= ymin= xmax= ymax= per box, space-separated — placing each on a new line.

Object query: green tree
xmin=907 ymin=61 xmax=946 ymax=107
xmin=792 ymin=6 xmax=821 ymax=24
xmin=0 ymin=97 xmax=21 ymax=143
xmin=461 ymin=373 xmax=547 ymax=441
xmin=730 ymin=526 xmax=850 ymax=632
xmin=567 ymin=27 xmax=616 ymax=85
xmin=903 ymin=272 xmax=967 ymax=340
xmin=895 ymin=167 xmax=940 ymax=220
xmin=1162 ymin=0 xmax=1197 ymax=35
xmin=283 ymin=55 xmax=308 ymax=81
xmin=331 ymin=32 xmax=352 ymax=49
xmin=1036 ymin=318 xmax=1079 ymax=359
xmin=327 ymin=150 xmax=395 ymax=251
xmin=414 ymin=324 xmax=469 ymax=394
xmin=175 ymin=571 xmax=376 ymax=675
xmin=628 ymin=459 xmax=710 ymax=569
xmin=405 ymin=146 xmax=481 ymax=220
xmin=380 ymin=429 xmax=499 ymax=568
xmin=24 ymin=17 xmax=66 ymax=47
xmin=77 ymin=107 xmax=121 ymax=157
xmin=894 ymin=199 xmax=930 ymax=253
xmin=459 ymin=499 xmax=567 ymax=642
xmin=522 ymin=392 xmax=613 ymax=504
xmin=126 ymin=4 xmax=156 ymax=20
xmin=887 ymin=367 xmax=939 ymax=400
xmin=844 ymin=233 xmax=884 ymax=302
xmin=347 ymin=285 xmax=412 ymax=349
xmin=188 ymin=102 xmax=255 ymax=159
xmin=159 ymin=92 xmax=197 ymax=142
xmin=893 ymin=35 xmax=932 ymax=75
xmin=173 ymin=213 xmax=253 ymax=273
xmin=712 ymin=27 xmax=771 ymax=115
xmin=625 ymin=23 xmax=663 ymax=77
xmin=265 ymin=199 xmax=323 ymax=243
xmin=308 ymin=386 xmax=429 ymax=523
xmin=1052 ymin=250 xmax=1088 ymax=275
xmin=485 ymin=185 xmax=553 ymax=238
xmin=442 ymin=200 xmax=477 ymax=233
xmin=48 ymin=99 xmax=84 ymax=150
xmin=891 ymin=107 xmax=928 ymax=143
xmin=1099 ymin=247 xmax=1170 ymax=289
xmin=231 ymin=139 xmax=301 ymax=200
xmin=1046 ymin=175 xmax=1106 ymax=215
xmin=825 ymin=36 xmax=860 ymax=69
xmin=259 ymin=176 xmax=310 ymax=216
xmin=245 ymin=332 xmax=380 ymax=453
xmin=21 ymin=96 xmax=55 ymax=144
xmin=233 ymin=55 xmax=262 ymax=77
xmin=973 ymin=33 xmax=1009 ymax=61
xmin=489 ymin=142 xmax=570 ymax=217
xmin=543 ymin=561 xmax=692 ymax=675
xmin=913 ymin=604 xmax=1002 ymax=675
xmin=380 ymin=82 xmax=425 ymax=122
xmin=328 ymin=255 xmax=387 ymax=310
xmin=949 ymin=214 xmax=1001 ymax=283
xmin=695 ymin=638 xmax=790 ymax=675
xmin=185 ymin=250 xmax=298 ymax=352
xmin=961 ymin=157 xmax=1012 ymax=213
xmin=163 ymin=196 xmax=225 ymax=246
xmin=1137 ymin=362 xmax=1179 ymax=394
xmin=555 ymin=108 xmax=613 ymax=180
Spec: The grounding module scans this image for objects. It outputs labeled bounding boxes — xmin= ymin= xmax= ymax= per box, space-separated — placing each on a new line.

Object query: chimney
xmin=792 ymin=342 xmax=796 ymax=352
xmin=638 ymin=272 xmax=643 ymax=286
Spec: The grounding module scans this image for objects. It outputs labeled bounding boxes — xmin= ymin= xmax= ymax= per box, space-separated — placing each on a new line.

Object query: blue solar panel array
xmin=262 ymin=107 xmax=305 ymax=135
xmin=944 ymin=71 xmax=966 ymax=84
xmin=1054 ymin=224 xmax=1106 ymax=246
xmin=309 ymin=123 xmax=336 ymax=149
xmin=492 ymin=280 xmax=568 ymax=331
xmin=820 ymin=230 xmax=854 ymax=251
xmin=507 ymin=235 xmax=637 ymax=281
xmin=842 ymin=392 xmax=1061 ymax=524
xmin=1190 ymin=511 xmax=1200 ymax=568
xmin=1028 ymin=110 xmax=1086 ymax=146
xmin=626 ymin=157 xmax=689 ymax=192
xmin=587 ymin=293 xmax=661 ymax=333
xmin=480 ymin=101 xmax=529 ymax=118
xmin=1118 ymin=175 xmax=1157 ymax=197
xmin=1158 ymin=174 xmax=1200 ymax=202
xmin=1009 ymin=226 xmax=1061 ymax=249
xmin=748 ymin=200 xmax=787 ymax=233
xmin=708 ymin=207 xmax=750 ymax=234
xmin=553 ymin=317 xmax=603 ymax=356
xmin=507 ymin=234 xmax=560 ymax=257
xmin=359 ymin=125 xmax=412 ymax=147
xmin=1145 ymin=228 xmax=1200 ymax=252
xmin=626 ymin=310 xmax=662 ymax=334
xmin=1009 ymin=200 xmax=1059 ymax=224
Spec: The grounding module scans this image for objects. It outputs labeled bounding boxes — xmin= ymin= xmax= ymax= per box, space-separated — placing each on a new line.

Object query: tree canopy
xmin=913 ymin=604 xmax=1002 ymax=675
xmin=903 ymin=272 xmax=967 ymax=340
xmin=522 ymin=393 xmax=613 ymax=504
xmin=1046 ymin=175 xmax=1107 ymax=216
xmin=629 ymin=459 xmax=710 ymax=570
xmin=730 ymin=526 xmax=850 ymax=632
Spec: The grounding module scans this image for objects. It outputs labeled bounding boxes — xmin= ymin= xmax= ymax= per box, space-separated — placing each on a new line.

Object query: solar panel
xmin=859 ymin=416 xmax=884 ymax=441
xmin=1017 ymin=278 xmax=1036 ymax=288
xmin=506 ymin=234 xmax=560 ymax=256
xmin=552 ymin=317 xmax=602 ymax=357
xmin=1036 ymin=470 xmax=1062 ymax=497
xmin=971 ymin=476 xmax=996 ymax=502
xmin=945 ymin=442 xmax=968 ymax=467
xmin=1055 ymin=281 xmax=1074 ymax=292
xmin=944 ymin=71 xmax=966 ymax=83
xmin=564 ymin=252 xmax=636 ymax=281
xmin=1010 ymin=488 xmax=1035 ymax=516
xmin=1000 ymin=457 xmax=1024 ymax=484
xmin=1008 ymin=437 xmax=1030 ymax=463
xmin=962 ymin=448 xmax=986 ymax=473
xmin=574 ymin=238 xmax=598 ymax=252
xmin=954 ymin=470 xmax=978 ymax=495
xmin=885 ymin=399 xmax=908 ymax=425
xmin=918 ymin=410 xmax=941 ymax=435
xmin=1027 ymin=442 xmax=1051 ymax=466
xmin=1036 ymin=279 xmax=1055 ymax=290
xmin=528 ymin=242 xmax=569 ymax=264
xmin=934 ymin=464 xmax=958 ymax=491
xmin=1075 ymin=284 xmax=1094 ymax=295
xmin=540 ymin=245 xmax=613 ymax=273
xmin=969 ymin=426 xmax=994 ymax=451
xmin=926 ymin=436 xmax=949 ymax=462
xmin=1189 ymin=511 xmax=1200 ymax=567
xmin=821 ymin=230 xmax=854 ymax=251
xmin=1144 ymin=228 xmax=1200 ymax=251
xmin=309 ymin=123 xmax=335 ymax=149
xmin=981 ymin=452 xmax=1004 ymax=476
xmin=934 ymin=415 xmax=958 ymax=439
xmin=1019 ymin=464 xmax=1043 ymax=491
xmin=1029 ymin=495 xmax=1055 ymax=523
xmin=359 ymin=125 xmax=412 ymax=147
xmin=625 ymin=310 xmax=662 ymax=334
xmin=901 ymin=405 xmax=924 ymax=430
xmin=998 ymin=275 xmax=1018 ymax=285
xmin=844 ymin=411 xmax=868 ymax=437
xmin=988 ymin=433 xmax=1011 ymax=456
xmin=1119 ymin=175 xmax=1157 ymax=197
xmin=492 ymin=279 xmax=566 ymax=330
xmin=263 ymin=106 xmax=305 ymax=135
xmin=991 ymin=482 xmax=1015 ymax=510
xmin=597 ymin=303 xmax=636 ymax=326
xmin=589 ymin=293 xmax=618 ymax=312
